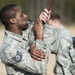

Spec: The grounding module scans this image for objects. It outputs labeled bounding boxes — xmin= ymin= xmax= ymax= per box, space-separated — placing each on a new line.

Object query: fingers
xmin=32 ymin=48 xmax=45 ymax=59
xmin=31 ymin=55 xmax=42 ymax=61
xmin=44 ymin=8 xmax=49 ymax=14
xmin=30 ymin=43 xmax=45 ymax=61
xmin=31 ymin=47 xmax=45 ymax=58
xmin=39 ymin=8 xmax=51 ymax=23
xmin=39 ymin=12 xmax=47 ymax=23
xmin=31 ymin=49 xmax=45 ymax=61
xmin=31 ymin=54 xmax=45 ymax=61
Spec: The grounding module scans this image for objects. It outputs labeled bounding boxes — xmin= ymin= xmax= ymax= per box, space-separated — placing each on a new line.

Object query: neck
xmin=6 ymin=26 xmax=23 ymax=35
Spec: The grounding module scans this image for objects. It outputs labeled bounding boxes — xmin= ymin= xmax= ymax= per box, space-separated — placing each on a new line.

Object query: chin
xmin=23 ymin=23 xmax=28 ymax=30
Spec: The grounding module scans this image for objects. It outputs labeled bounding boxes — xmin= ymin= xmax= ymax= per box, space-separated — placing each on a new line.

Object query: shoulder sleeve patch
xmin=12 ymin=51 xmax=22 ymax=63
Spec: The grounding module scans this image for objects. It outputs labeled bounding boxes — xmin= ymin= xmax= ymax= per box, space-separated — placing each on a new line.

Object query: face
xmin=48 ymin=19 xmax=61 ymax=29
xmin=48 ymin=19 xmax=61 ymax=24
xmin=14 ymin=6 xmax=28 ymax=30
xmin=52 ymin=19 xmax=61 ymax=25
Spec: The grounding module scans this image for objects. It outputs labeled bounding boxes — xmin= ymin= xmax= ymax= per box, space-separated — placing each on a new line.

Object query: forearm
xmin=35 ymin=39 xmax=51 ymax=62
xmin=5 ymin=45 xmax=48 ymax=74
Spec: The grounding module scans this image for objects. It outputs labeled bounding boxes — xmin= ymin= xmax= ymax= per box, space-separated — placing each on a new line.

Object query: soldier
xmin=48 ymin=13 xmax=62 ymax=29
xmin=41 ymin=14 xmax=75 ymax=75
xmin=33 ymin=13 xmax=75 ymax=75
xmin=0 ymin=4 xmax=74 ymax=75
xmin=0 ymin=4 xmax=51 ymax=75
xmin=30 ymin=13 xmax=73 ymax=75
xmin=39 ymin=13 xmax=73 ymax=75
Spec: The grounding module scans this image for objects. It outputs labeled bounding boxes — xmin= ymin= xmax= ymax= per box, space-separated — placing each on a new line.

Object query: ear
xmin=48 ymin=19 xmax=52 ymax=24
xmin=9 ymin=18 xmax=16 ymax=24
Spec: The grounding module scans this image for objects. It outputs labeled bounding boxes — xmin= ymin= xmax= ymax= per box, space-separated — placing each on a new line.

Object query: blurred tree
xmin=0 ymin=0 xmax=75 ymax=23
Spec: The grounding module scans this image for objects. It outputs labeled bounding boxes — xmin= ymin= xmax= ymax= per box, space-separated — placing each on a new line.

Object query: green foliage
xmin=0 ymin=0 xmax=75 ymax=22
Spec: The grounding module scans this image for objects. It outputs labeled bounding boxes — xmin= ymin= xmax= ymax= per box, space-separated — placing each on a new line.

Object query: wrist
xmin=36 ymin=35 xmax=43 ymax=40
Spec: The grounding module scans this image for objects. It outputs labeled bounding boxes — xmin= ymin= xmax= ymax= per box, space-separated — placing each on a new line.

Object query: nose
xmin=24 ymin=14 xmax=27 ymax=18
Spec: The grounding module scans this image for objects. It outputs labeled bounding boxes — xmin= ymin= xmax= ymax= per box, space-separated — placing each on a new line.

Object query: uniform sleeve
xmin=34 ymin=39 xmax=51 ymax=62
xmin=29 ymin=24 xmax=59 ymax=55
xmin=28 ymin=25 xmax=52 ymax=63
xmin=28 ymin=22 xmax=58 ymax=54
xmin=3 ymin=40 xmax=49 ymax=74
xmin=43 ymin=24 xmax=59 ymax=54
xmin=34 ymin=24 xmax=73 ymax=70
xmin=69 ymin=50 xmax=75 ymax=75
xmin=57 ymin=37 xmax=72 ymax=67
xmin=45 ymin=25 xmax=72 ymax=54
xmin=29 ymin=23 xmax=72 ymax=55
xmin=57 ymin=25 xmax=71 ymax=38
xmin=68 ymin=37 xmax=75 ymax=74
xmin=40 ymin=27 xmax=73 ymax=75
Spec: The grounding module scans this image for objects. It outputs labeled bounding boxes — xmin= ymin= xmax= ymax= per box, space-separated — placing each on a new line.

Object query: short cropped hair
xmin=50 ymin=13 xmax=61 ymax=20
xmin=0 ymin=4 xmax=18 ymax=26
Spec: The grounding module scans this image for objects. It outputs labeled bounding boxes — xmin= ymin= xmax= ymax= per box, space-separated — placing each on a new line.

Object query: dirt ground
xmin=0 ymin=25 xmax=75 ymax=75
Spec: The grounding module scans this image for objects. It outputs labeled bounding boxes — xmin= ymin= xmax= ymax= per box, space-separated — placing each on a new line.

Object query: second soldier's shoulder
xmin=44 ymin=23 xmax=57 ymax=36
xmin=45 ymin=23 xmax=55 ymax=29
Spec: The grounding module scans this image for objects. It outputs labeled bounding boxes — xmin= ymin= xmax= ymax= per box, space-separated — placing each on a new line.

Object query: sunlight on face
xmin=48 ymin=19 xmax=62 ymax=29
xmin=52 ymin=19 xmax=61 ymax=25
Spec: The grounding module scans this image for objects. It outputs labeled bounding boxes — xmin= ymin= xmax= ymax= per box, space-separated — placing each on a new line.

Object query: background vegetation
xmin=0 ymin=0 xmax=75 ymax=23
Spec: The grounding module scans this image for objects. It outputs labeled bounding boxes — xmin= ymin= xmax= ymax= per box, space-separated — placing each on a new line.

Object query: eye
xmin=21 ymin=13 xmax=23 ymax=16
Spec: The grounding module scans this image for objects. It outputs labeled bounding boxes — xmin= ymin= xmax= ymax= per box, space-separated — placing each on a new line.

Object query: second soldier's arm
xmin=2 ymin=39 xmax=49 ymax=74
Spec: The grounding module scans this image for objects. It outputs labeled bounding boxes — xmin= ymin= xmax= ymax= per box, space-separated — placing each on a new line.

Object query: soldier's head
xmin=0 ymin=4 xmax=28 ymax=30
xmin=48 ymin=13 xmax=61 ymax=25
xmin=48 ymin=13 xmax=62 ymax=29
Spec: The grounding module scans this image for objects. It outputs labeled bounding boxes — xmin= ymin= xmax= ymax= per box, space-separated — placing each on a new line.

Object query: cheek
xmin=21 ymin=18 xmax=25 ymax=23
xmin=22 ymin=20 xmax=26 ymax=25
xmin=19 ymin=19 xmax=25 ymax=24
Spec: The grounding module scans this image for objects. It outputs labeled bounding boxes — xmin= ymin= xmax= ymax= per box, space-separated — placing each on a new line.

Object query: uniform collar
xmin=5 ymin=30 xmax=23 ymax=42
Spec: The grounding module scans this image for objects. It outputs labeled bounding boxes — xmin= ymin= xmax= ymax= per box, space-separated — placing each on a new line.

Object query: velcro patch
xmin=12 ymin=51 xmax=22 ymax=63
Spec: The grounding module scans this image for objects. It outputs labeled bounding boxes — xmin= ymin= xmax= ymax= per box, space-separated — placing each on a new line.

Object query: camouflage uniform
xmin=42 ymin=24 xmax=74 ymax=75
xmin=0 ymin=21 xmax=74 ymax=75
xmin=0 ymin=21 xmax=50 ymax=75
xmin=30 ymin=23 xmax=74 ymax=75
xmin=68 ymin=37 xmax=75 ymax=75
